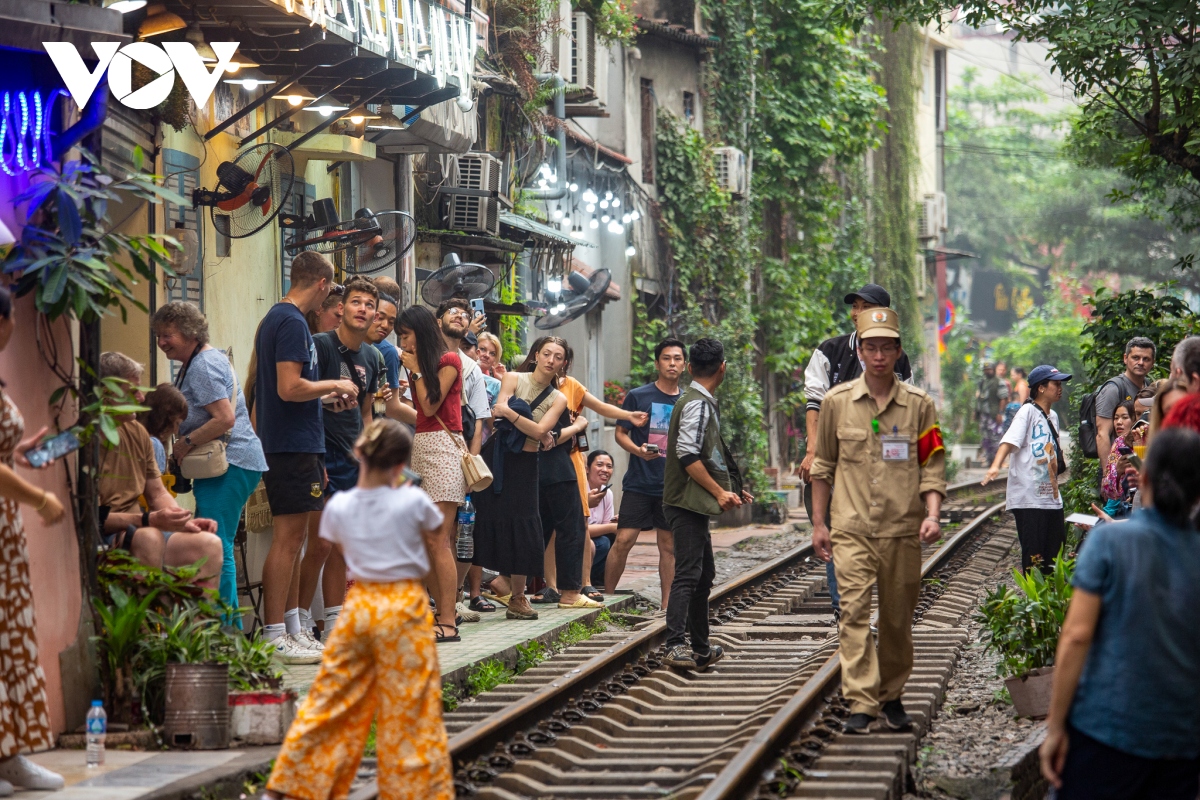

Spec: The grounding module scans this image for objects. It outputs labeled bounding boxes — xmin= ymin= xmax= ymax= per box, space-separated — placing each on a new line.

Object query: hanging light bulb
xmin=589 ymin=218 xmax=599 ymax=229
xmin=612 ymin=197 xmax=621 ymax=208
xmin=539 ymin=163 xmax=552 ymax=177
xmin=569 ymin=182 xmax=579 ymax=192
xmin=582 ymin=189 xmax=598 ymax=204
xmin=368 ymin=102 xmax=406 ymax=130
xmin=184 ymin=22 xmax=217 ymax=62
xmin=607 ymin=221 xmax=623 ymax=234
xmin=538 ymin=179 xmax=549 ymax=189
xmin=547 ymin=278 xmax=562 ymax=294
xmin=601 ymin=214 xmax=611 ymax=223
xmin=600 ymin=199 xmax=609 ymax=209
xmin=604 ymin=190 xmax=613 ymax=199
xmin=552 ymin=205 xmax=564 ymax=220
xmin=630 ymin=209 xmax=641 ymax=221
xmin=625 ymin=245 xmax=637 ymax=257
xmin=586 ymin=203 xmax=596 ymax=213
xmin=622 ymin=213 xmax=631 ymax=224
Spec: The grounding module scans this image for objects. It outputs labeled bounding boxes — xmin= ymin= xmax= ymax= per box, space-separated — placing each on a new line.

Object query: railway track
xmin=349 ymin=481 xmax=1009 ymax=800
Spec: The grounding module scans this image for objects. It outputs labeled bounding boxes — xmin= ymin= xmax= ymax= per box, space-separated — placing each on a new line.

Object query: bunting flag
xmin=918 ymin=423 xmax=945 ymax=466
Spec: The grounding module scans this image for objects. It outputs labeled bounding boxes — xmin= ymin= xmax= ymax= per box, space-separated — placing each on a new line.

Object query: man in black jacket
xmin=797 ymin=284 xmax=912 ymax=618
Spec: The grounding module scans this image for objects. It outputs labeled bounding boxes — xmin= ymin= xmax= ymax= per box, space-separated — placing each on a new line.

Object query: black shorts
xmin=1059 ymin=724 xmax=1200 ymax=800
xmin=263 ymin=452 xmax=325 ymax=516
xmin=618 ymin=490 xmax=668 ymax=531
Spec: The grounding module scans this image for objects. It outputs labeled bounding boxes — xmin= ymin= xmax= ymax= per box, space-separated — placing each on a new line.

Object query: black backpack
xmin=1077 ymin=378 xmax=1123 ymax=459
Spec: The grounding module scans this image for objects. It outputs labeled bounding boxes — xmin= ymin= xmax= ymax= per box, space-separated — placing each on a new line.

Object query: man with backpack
xmin=1090 ymin=337 xmax=1154 ymax=467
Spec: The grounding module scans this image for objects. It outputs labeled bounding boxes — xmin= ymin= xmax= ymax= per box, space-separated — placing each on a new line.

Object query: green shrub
xmin=975 ymin=552 xmax=1074 ymax=678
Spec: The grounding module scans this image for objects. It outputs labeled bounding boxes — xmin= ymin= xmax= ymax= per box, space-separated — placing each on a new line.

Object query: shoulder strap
xmin=530 ymin=383 xmax=555 ymax=414
xmin=434 ymin=413 xmax=470 ymax=455
xmin=336 ymin=345 xmax=368 ymax=401
xmin=1034 ymin=404 xmax=1067 ymax=473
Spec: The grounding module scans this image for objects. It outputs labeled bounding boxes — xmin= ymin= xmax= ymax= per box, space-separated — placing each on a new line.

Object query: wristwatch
xmin=184 ymin=434 xmax=193 ymax=445
xmin=411 ymin=372 xmax=422 ymax=381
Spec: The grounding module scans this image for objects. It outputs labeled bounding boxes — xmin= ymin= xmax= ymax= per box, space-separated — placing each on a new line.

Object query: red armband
xmin=918 ymin=423 xmax=945 ymax=466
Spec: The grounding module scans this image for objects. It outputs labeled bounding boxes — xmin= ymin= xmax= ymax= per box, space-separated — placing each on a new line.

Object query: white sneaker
xmin=456 ymin=601 xmax=481 ymax=623
xmin=270 ymin=633 xmax=322 ymax=665
xmin=0 ymin=755 xmax=65 ymax=790
xmin=295 ymin=629 xmax=325 ymax=652
xmin=0 ymin=777 xmax=13 ymax=797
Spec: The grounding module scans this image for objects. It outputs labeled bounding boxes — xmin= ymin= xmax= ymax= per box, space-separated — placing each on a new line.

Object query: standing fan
xmin=536 ymin=269 xmax=611 ymax=330
xmin=346 ymin=210 xmax=417 ymax=275
xmin=193 ymin=143 xmax=295 ymax=239
xmin=420 ymin=253 xmax=496 ymax=305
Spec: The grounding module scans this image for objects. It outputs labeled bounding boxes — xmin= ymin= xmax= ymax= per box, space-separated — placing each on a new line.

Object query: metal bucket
xmin=163 ymin=662 xmax=230 ymax=749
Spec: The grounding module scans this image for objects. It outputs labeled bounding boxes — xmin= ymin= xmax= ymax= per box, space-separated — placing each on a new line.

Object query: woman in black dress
xmin=472 ymin=338 xmax=568 ymax=621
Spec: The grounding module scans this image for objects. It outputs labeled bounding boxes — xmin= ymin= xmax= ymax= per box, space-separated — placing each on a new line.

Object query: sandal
xmin=531 ymin=587 xmax=562 ymax=604
xmin=558 ymin=596 xmax=604 ymax=609
xmin=582 ymin=585 xmax=604 ymax=602
xmin=469 ymin=596 xmax=497 ymax=612
xmin=482 ymin=591 xmax=511 ymax=607
xmin=434 ymin=623 xmax=460 ymax=643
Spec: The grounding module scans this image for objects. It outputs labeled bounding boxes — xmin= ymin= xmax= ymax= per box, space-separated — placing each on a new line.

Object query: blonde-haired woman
xmin=476 ymin=332 xmax=505 ymax=406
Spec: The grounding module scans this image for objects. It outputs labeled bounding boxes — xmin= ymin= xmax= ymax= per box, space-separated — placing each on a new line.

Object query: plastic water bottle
xmin=86 ymin=700 xmax=106 ymax=767
xmin=456 ymin=497 xmax=475 ymax=560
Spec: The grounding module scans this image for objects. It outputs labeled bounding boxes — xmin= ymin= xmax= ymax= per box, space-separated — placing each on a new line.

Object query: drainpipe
xmin=527 ymin=73 xmax=567 ymax=200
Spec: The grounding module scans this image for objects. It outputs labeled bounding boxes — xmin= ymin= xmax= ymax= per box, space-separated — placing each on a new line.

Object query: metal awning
xmin=499 ymin=212 xmax=594 ymax=249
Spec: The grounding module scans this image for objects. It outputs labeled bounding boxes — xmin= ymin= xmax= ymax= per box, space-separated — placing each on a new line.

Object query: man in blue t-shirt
xmin=605 ymin=338 xmax=687 ymax=608
xmin=256 ymin=251 xmax=359 ymax=665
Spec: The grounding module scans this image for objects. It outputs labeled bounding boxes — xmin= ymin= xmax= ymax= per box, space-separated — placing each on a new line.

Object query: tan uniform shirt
xmin=810 ymin=375 xmax=946 ymax=537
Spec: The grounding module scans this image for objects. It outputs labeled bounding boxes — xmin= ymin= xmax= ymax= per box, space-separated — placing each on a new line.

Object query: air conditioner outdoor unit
xmin=714 ymin=146 xmax=748 ymax=198
xmin=457 ymin=153 xmax=503 ymax=192
xmin=569 ymin=12 xmax=607 ymax=105
xmin=918 ymin=191 xmax=947 ymax=240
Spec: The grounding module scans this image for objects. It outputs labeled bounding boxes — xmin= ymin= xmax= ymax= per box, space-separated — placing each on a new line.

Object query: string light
xmin=569 ymin=182 xmax=579 ymax=192
xmin=552 ymin=205 xmax=564 ymax=220
xmin=612 ymin=197 xmax=620 ymax=208
xmin=625 ymin=245 xmax=637 ymax=257
xmin=630 ymin=209 xmax=641 ymax=221
xmin=586 ymin=203 xmax=596 ymax=213
xmin=600 ymin=199 xmax=609 ymax=209
xmin=589 ymin=218 xmax=599 ymax=229
xmin=0 ymin=90 xmax=55 ymax=177
xmin=601 ymin=214 xmax=610 ymax=223
xmin=547 ymin=277 xmax=562 ymax=294
xmin=607 ymin=220 xmax=623 ymax=234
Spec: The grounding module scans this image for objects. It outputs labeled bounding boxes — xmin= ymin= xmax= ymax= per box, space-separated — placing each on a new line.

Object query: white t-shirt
xmin=589 ymin=488 xmax=615 ymax=527
xmin=459 ymin=351 xmax=493 ymax=419
xmin=1001 ymin=403 xmax=1062 ymax=510
xmin=319 ymin=484 xmax=444 ymax=582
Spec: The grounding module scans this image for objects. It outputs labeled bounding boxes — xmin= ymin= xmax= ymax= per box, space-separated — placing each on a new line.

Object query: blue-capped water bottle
xmin=456 ymin=496 xmax=475 ymax=560
xmin=86 ymin=700 xmax=107 ymax=767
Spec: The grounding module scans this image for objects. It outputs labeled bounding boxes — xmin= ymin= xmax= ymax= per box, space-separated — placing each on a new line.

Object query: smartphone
xmin=25 ymin=430 xmax=80 ymax=468
xmin=1116 ymin=445 xmax=1142 ymax=470
xmin=402 ymin=467 xmax=423 ymax=487
xmin=644 ymin=443 xmax=660 ymax=455
xmin=599 ymin=483 xmax=612 ymax=494
xmin=471 ymin=298 xmax=485 ymax=316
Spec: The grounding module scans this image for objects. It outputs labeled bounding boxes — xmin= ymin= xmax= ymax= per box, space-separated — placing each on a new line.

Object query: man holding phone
xmin=606 ymin=338 xmax=687 ymax=607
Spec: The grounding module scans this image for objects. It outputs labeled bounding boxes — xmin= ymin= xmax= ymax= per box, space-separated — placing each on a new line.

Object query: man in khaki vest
xmin=809 ymin=307 xmax=946 ymax=734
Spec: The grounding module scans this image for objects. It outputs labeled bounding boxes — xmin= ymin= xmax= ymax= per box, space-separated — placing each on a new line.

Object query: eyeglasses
xmin=444 ymin=308 xmax=470 ymax=320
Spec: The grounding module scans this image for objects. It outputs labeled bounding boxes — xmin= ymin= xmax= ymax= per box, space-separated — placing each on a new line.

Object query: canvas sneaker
xmin=881 ymin=699 xmax=913 ymax=731
xmin=843 ymin=713 xmax=875 ymax=735
xmin=271 ymin=633 xmax=322 ymax=665
xmin=693 ymin=645 xmax=725 ymax=670
xmin=294 ymin=629 xmax=325 ymax=653
xmin=0 ymin=755 xmax=65 ymax=790
xmin=662 ymin=645 xmax=698 ymax=670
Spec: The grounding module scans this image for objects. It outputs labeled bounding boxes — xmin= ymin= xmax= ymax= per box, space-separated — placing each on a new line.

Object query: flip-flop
xmin=558 ymin=596 xmax=604 ymax=609
xmin=434 ymin=623 xmax=460 ymax=643
xmin=482 ymin=591 xmax=511 ymax=607
xmin=582 ymin=585 xmax=604 ymax=602
xmin=532 ymin=587 xmax=562 ymax=604
xmin=469 ymin=596 xmax=498 ymax=612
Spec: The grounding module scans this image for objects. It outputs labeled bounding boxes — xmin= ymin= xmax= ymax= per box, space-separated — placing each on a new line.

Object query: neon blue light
xmin=0 ymin=90 xmax=57 ymax=176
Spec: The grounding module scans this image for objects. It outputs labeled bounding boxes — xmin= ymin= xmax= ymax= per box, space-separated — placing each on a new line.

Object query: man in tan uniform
xmin=809 ymin=307 xmax=946 ymax=734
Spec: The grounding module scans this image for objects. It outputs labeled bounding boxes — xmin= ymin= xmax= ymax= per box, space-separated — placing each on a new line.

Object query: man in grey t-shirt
xmin=1095 ymin=337 xmax=1155 ymax=467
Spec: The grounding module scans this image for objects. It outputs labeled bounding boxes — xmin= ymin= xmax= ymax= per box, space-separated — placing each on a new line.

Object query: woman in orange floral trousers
xmin=267 ymin=420 xmax=452 ymax=800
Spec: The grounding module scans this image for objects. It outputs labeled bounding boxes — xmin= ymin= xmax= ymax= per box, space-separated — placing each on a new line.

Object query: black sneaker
xmin=843 ymin=713 xmax=875 ymax=734
xmin=663 ymin=645 xmax=697 ymax=669
xmin=881 ymin=699 xmax=912 ymax=731
xmin=693 ymin=645 xmax=724 ymax=670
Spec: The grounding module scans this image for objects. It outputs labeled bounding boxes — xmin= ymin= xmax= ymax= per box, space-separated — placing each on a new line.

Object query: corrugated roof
xmin=499 ymin=212 xmax=595 ymax=248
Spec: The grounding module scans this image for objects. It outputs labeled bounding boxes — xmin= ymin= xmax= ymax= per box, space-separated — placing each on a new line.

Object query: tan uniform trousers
xmin=831 ymin=530 xmax=922 ymax=716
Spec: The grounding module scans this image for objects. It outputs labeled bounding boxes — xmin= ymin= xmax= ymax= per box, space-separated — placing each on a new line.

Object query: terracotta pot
xmin=1004 ymin=666 xmax=1055 ymax=719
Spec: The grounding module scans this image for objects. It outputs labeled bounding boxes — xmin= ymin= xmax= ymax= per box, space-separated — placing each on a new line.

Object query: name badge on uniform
xmin=881 ymin=434 xmax=909 ymax=461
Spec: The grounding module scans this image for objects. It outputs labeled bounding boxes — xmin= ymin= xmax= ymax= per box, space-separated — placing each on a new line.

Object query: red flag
xmin=918 ymin=424 xmax=945 ymax=466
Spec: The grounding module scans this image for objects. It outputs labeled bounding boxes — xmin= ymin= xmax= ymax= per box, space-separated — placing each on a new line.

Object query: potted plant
xmin=91 ymin=584 xmax=160 ymax=726
xmin=149 ymin=606 xmax=231 ymax=750
xmin=975 ymin=553 xmax=1074 ymax=718
xmin=225 ymin=636 xmax=293 ymax=745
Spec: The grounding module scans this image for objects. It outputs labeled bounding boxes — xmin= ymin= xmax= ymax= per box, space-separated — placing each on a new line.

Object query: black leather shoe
xmin=881 ymin=699 xmax=913 ymax=731
xmin=843 ymin=713 xmax=875 ymax=734
xmin=693 ymin=645 xmax=724 ymax=670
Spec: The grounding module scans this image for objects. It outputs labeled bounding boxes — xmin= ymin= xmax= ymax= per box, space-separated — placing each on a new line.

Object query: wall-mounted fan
xmin=168 ymin=222 xmax=201 ymax=277
xmin=420 ymin=253 xmax=495 ymax=306
xmin=536 ymin=269 xmax=611 ymax=330
xmin=193 ymin=143 xmax=295 ymax=239
xmin=346 ymin=210 xmax=417 ymax=275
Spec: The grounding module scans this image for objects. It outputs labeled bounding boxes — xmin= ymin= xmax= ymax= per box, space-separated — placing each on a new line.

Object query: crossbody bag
xmin=436 ymin=413 xmax=493 ymax=492
xmin=176 ymin=348 xmax=238 ymax=480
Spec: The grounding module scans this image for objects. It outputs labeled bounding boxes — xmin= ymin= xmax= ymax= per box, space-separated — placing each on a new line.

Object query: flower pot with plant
xmin=975 ymin=552 xmax=1074 ymax=718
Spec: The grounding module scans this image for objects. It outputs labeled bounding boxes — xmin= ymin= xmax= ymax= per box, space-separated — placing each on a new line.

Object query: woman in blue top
xmin=153 ymin=302 xmax=269 ymax=624
xmin=1040 ymin=425 xmax=1200 ymax=798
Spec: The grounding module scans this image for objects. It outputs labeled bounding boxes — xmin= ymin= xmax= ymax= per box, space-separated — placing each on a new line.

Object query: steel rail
xmin=694 ymin=497 xmax=1007 ymax=800
xmin=347 ymin=480 xmax=999 ymax=800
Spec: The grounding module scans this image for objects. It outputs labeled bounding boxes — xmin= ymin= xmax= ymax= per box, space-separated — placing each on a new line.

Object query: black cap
xmin=843 ymin=283 xmax=891 ymax=307
xmin=464 ymin=332 xmax=479 ymax=347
